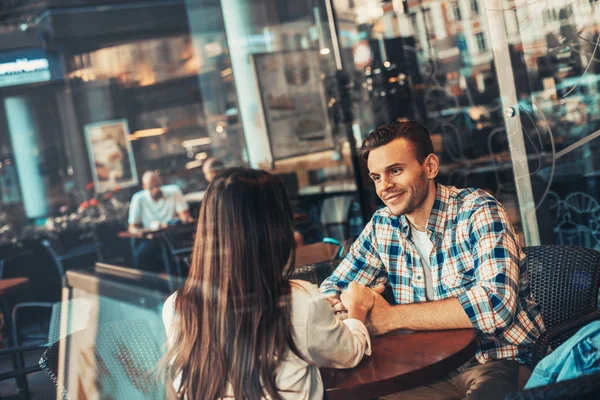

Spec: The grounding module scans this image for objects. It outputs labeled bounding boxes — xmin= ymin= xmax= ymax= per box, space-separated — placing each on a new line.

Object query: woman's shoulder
xmin=289 ymin=280 xmax=329 ymax=317
xmin=164 ymin=291 xmax=177 ymax=308
xmin=290 ymin=279 xmax=321 ymax=298
xmin=162 ymin=292 xmax=178 ymax=329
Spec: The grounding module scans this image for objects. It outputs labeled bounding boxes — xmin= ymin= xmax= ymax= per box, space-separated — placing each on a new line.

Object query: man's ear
xmin=425 ymin=154 xmax=440 ymax=179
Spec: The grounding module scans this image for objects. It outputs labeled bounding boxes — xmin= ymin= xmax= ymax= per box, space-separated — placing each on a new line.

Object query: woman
xmin=162 ymin=168 xmax=375 ymax=399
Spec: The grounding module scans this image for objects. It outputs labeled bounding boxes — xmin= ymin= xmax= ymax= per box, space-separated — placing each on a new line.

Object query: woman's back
xmin=163 ymin=279 xmax=371 ymax=399
xmin=161 ymin=168 xmax=373 ymax=399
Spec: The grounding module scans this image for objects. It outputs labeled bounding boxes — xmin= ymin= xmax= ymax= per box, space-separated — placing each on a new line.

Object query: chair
xmin=0 ymin=342 xmax=50 ymax=400
xmin=8 ymin=239 xmax=97 ymax=349
xmin=505 ymin=370 xmax=600 ymax=399
xmin=320 ymin=195 xmax=356 ymax=242
xmin=2 ymin=299 xmax=92 ymax=399
xmin=524 ymin=245 xmax=600 ymax=366
xmin=565 ymin=191 xmax=600 ymax=214
xmin=41 ymin=238 xmax=99 ymax=279
xmin=295 ymin=240 xmax=342 ymax=267
xmin=40 ymin=319 xmax=165 ymax=400
xmin=159 ymin=223 xmax=196 ymax=280
xmin=93 ymin=220 xmax=130 ymax=265
xmin=294 ymin=218 xmax=325 ymax=245
xmin=339 ymin=236 xmax=357 ymax=259
xmin=291 ymin=259 xmax=342 ymax=286
xmin=546 ymin=191 xmax=571 ymax=227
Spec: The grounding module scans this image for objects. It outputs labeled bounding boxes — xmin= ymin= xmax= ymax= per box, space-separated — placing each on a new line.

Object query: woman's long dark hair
xmin=163 ymin=168 xmax=302 ymax=399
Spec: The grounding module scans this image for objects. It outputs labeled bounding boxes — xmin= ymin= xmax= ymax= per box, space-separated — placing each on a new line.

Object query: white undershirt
xmin=410 ymin=225 xmax=435 ymax=301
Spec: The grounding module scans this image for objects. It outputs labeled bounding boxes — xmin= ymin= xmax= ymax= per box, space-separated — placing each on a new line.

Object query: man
xmin=202 ymin=157 xmax=225 ymax=183
xmin=320 ymin=121 xmax=544 ymax=399
xmin=128 ymin=171 xmax=192 ymax=271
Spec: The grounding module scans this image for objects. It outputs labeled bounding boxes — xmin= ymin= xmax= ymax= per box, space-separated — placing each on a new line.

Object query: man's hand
xmin=128 ymin=224 xmax=146 ymax=238
xmin=340 ymin=282 xmax=386 ymax=322
xmin=366 ymin=290 xmax=394 ymax=336
xmin=178 ymin=210 xmax=194 ymax=224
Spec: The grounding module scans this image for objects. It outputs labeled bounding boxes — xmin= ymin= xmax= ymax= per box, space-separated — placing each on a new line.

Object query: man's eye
xmin=391 ymin=168 xmax=401 ymax=174
xmin=372 ymin=175 xmax=380 ymax=182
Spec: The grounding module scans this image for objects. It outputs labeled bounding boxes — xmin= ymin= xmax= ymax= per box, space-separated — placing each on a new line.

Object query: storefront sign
xmin=0 ymin=49 xmax=62 ymax=88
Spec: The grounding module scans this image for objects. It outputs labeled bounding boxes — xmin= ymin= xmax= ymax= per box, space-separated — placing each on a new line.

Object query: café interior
xmin=2 ymin=0 xmax=600 ymax=398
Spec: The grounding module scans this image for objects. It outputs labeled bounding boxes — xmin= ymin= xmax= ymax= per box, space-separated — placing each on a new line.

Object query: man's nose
xmin=381 ymin=176 xmax=394 ymax=191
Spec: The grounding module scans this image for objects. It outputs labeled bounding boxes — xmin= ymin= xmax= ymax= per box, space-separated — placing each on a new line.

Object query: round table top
xmin=321 ymin=328 xmax=477 ymax=400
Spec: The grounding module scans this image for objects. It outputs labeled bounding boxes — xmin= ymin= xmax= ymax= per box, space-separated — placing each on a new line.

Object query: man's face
xmin=367 ymin=138 xmax=431 ymax=216
xmin=144 ymin=177 xmax=163 ymax=200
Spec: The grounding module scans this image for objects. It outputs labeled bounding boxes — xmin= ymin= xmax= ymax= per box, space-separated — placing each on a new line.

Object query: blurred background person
xmin=202 ymin=157 xmax=225 ymax=183
xmin=128 ymin=171 xmax=192 ymax=271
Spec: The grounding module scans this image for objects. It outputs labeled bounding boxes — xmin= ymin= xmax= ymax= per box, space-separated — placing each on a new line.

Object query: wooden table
xmin=321 ymin=328 xmax=477 ymax=400
xmin=0 ymin=278 xmax=29 ymax=297
xmin=117 ymin=222 xmax=195 ymax=240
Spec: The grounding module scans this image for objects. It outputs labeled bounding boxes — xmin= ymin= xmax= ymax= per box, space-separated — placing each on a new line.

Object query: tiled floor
xmin=0 ymin=349 xmax=55 ymax=400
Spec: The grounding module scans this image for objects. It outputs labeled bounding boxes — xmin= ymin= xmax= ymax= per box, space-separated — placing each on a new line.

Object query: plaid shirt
xmin=321 ymin=184 xmax=545 ymax=364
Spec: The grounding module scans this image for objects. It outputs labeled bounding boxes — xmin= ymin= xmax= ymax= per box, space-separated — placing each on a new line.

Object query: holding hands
xmin=338 ymin=282 xmax=386 ymax=322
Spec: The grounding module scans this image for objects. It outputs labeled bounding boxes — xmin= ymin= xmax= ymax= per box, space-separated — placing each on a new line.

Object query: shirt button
xmin=417 ymin=275 xmax=422 ymax=280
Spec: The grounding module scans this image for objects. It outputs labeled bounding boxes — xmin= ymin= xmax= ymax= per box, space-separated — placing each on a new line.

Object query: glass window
xmin=471 ymin=0 xmax=480 ymax=15
xmin=453 ymin=4 xmax=462 ymax=21
xmin=476 ymin=32 xmax=487 ymax=53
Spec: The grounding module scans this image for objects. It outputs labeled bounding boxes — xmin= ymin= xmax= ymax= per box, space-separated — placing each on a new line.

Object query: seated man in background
xmin=184 ymin=157 xmax=226 ymax=204
xmin=128 ymin=171 xmax=192 ymax=271
xmin=202 ymin=157 xmax=225 ymax=183
xmin=320 ymin=121 xmax=544 ymax=400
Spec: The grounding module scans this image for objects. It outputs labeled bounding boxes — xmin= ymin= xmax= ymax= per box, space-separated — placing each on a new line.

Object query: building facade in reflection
xmin=1 ymin=0 xmax=600 ymax=252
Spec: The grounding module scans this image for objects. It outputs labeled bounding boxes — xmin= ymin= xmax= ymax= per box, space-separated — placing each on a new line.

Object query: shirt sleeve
xmin=172 ymin=186 xmax=189 ymax=214
xmin=456 ymin=201 xmax=522 ymax=334
xmin=162 ymin=293 xmax=177 ymax=348
xmin=128 ymin=194 xmax=141 ymax=225
xmin=320 ymin=218 xmax=388 ymax=296
xmin=304 ymin=285 xmax=371 ymax=368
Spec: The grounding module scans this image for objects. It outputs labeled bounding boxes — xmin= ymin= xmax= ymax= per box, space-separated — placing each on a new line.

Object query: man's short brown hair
xmin=360 ymin=121 xmax=434 ymax=164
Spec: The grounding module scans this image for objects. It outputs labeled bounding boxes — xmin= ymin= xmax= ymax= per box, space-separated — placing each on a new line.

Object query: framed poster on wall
xmin=84 ymin=119 xmax=139 ymax=192
xmin=251 ymin=50 xmax=335 ymax=160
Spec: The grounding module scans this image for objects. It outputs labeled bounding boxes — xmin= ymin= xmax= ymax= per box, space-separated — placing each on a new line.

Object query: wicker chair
xmin=291 ymin=259 xmax=342 ymax=286
xmin=523 ymin=245 xmax=600 ymax=366
xmin=40 ymin=319 xmax=165 ymax=400
xmin=505 ymin=371 xmax=600 ymax=400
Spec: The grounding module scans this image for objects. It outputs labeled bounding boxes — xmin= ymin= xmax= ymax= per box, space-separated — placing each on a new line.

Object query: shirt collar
xmin=397 ymin=183 xmax=452 ymax=238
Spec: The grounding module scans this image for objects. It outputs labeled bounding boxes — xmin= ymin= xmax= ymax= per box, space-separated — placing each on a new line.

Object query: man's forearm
xmin=128 ymin=224 xmax=142 ymax=234
xmin=369 ymin=297 xmax=473 ymax=335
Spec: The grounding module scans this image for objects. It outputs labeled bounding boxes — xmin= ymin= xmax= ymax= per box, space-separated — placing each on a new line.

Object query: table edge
xmin=324 ymin=328 xmax=477 ymax=400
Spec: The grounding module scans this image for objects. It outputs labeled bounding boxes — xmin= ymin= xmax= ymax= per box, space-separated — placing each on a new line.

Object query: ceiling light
xmin=186 ymin=160 xmax=203 ymax=169
xmin=182 ymin=137 xmax=211 ymax=147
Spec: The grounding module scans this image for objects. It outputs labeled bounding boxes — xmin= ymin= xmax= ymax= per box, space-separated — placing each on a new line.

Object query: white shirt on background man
xmin=128 ymin=184 xmax=188 ymax=229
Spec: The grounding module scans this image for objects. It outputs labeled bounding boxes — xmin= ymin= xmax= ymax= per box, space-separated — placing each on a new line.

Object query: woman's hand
xmin=340 ymin=282 xmax=385 ymax=322
xmin=325 ymin=296 xmax=347 ymax=313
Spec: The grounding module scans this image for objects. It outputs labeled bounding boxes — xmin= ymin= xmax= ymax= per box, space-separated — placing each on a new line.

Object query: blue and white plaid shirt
xmin=321 ymin=184 xmax=545 ymax=364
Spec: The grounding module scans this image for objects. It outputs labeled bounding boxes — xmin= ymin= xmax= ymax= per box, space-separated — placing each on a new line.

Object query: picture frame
xmin=84 ymin=119 xmax=139 ymax=192
xmin=251 ymin=50 xmax=335 ymax=160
